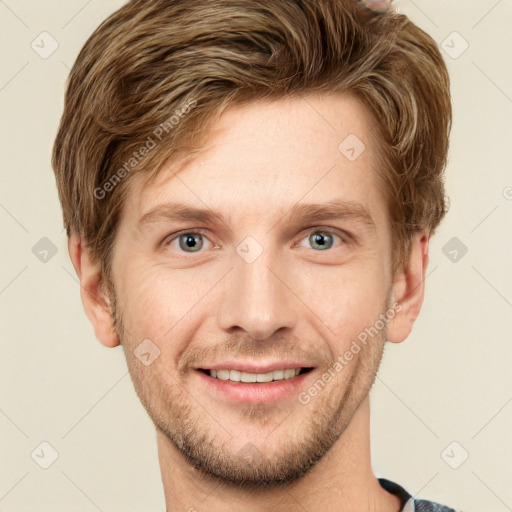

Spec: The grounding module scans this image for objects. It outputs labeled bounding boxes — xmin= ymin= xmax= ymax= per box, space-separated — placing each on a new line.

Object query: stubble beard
xmin=108 ymin=282 xmax=389 ymax=491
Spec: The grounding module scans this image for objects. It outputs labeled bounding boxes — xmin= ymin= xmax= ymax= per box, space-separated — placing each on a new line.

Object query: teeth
xmin=208 ymin=368 xmax=302 ymax=382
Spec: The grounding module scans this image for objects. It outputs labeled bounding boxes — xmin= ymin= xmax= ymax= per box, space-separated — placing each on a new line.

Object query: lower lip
xmin=196 ymin=369 xmax=314 ymax=403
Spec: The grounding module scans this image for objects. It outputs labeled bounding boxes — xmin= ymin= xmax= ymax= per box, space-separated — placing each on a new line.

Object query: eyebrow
xmin=137 ymin=199 xmax=376 ymax=235
xmin=283 ymin=200 xmax=376 ymax=233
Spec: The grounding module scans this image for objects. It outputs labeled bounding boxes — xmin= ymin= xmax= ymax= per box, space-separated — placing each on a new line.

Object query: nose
xmin=216 ymin=245 xmax=298 ymax=340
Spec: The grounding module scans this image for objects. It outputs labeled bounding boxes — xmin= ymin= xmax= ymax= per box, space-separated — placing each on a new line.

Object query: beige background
xmin=1 ymin=1 xmax=511 ymax=510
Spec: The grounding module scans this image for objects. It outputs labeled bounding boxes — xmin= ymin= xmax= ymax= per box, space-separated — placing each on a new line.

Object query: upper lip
xmin=195 ymin=361 xmax=315 ymax=373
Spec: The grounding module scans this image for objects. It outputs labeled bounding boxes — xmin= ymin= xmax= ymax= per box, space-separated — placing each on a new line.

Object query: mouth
xmin=197 ymin=367 xmax=315 ymax=383
xmin=195 ymin=366 xmax=316 ymax=403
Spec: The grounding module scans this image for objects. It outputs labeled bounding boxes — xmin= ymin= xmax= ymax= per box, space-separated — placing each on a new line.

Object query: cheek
xmin=117 ymin=263 xmax=217 ymax=342
xmin=294 ymin=260 xmax=388 ymax=344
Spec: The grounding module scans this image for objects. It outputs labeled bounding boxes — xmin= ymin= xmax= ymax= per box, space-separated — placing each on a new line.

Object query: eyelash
xmin=161 ymin=227 xmax=349 ymax=254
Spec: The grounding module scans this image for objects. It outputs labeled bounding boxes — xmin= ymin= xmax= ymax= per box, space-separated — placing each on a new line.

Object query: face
xmin=109 ymin=93 xmax=397 ymax=489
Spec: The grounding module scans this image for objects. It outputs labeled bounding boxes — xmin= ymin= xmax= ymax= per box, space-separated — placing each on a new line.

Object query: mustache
xmin=180 ymin=334 xmax=334 ymax=371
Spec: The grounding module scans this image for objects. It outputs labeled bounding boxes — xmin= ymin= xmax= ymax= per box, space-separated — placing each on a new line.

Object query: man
xmin=52 ymin=0 xmax=459 ymax=510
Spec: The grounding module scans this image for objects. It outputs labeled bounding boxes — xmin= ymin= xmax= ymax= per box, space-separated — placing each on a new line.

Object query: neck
xmin=156 ymin=396 xmax=402 ymax=512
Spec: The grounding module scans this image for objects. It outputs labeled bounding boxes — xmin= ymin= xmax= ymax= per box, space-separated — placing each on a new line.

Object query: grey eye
xmin=178 ymin=233 xmax=204 ymax=252
xmin=308 ymin=231 xmax=335 ymax=251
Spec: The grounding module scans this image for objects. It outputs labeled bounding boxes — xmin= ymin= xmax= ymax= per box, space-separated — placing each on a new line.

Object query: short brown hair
xmin=52 ymin=0 xmax=452 ymax=284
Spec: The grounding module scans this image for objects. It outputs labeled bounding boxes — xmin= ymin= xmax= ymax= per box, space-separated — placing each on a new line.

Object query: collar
xmin=378 ymin=478 xmax=413 ymax=511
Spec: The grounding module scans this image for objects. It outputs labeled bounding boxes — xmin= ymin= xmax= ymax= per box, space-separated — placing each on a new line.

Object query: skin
xmin=362 ymin=0 xmax=393 ymax=14
xmin=69 ymin=93 xmax=429 ymax=512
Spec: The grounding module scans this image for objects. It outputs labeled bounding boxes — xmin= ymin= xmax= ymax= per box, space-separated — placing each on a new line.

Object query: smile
xmin=202 ymin=368 xmax=314 ymax=383
xmin=196 ymin=367 xmax=315 ymax=403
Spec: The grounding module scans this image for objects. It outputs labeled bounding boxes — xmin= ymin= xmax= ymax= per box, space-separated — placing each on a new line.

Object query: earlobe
xmin=386 ymin=230 xmax=430 ymax=344
xmin=68 ymin=234 xmax=120 ymax=348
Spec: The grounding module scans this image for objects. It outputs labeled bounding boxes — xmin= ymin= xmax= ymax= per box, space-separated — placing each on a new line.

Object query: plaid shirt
xmin=379 ymin=478 xmax=462 ymax=512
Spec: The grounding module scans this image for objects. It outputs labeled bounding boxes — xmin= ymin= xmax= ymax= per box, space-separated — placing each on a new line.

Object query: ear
xmin=68 ymin=233 xmax=120 ymax=348
xmin=386 ymin=229 xmax=429 ymax=344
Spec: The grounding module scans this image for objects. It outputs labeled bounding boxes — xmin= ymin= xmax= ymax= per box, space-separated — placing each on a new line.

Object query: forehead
xmin=123 ymin=93 xmax=388 ymax=229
